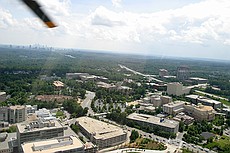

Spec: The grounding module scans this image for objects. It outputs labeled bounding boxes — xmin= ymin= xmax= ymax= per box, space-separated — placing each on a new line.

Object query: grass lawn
xmin=203 ymin=136 xmax=230 ymax=152
xmin=127 ymin=137 xmax=166 ymax=150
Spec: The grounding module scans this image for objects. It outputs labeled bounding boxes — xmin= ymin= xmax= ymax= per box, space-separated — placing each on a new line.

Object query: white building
xmin=25 ymin=105 xmax=37 ymax=114
xmin=167 ymin=82 xmax=191 ymax=96
xmin=159 ymin=69 xmax=169 ymax=78
xmin=0 ymin=132 xmax=17 ymax=153
xmin=21 ymin=136 xmax=85 ymax=153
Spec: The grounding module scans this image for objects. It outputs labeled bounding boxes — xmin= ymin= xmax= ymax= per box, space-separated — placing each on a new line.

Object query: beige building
xmin=17 ymin=119 xmax=65 ymax=146
xmin=76 ymin=117 xmax=127 ymax=149
xmin=184 ymin=104 xmax=215 ymax=121
xmin=163 ymin=101 xmax=185 ymax=115
xmin=9 ymin=105 xmax=26 ymax=124
xmin=167 ymin=82 xmax=191 ymax=96
xmin=21 ymin=136 xmax=85 ymax=153
xmin=127 ymin=113 xmax=179 ymax=133
xmin=161 ymin=96 xmax=172 ymax=105
xmin=150 ymin=95 xmax=162 ymax=107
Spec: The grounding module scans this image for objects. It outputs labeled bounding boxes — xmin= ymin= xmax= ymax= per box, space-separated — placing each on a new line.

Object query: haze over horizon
xmin=1 ymin=0 xmax=230 ymax=60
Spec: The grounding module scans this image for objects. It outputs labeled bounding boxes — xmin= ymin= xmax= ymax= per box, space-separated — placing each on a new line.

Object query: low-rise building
xmin=163 ymin=101 xmax=185 ymax=115
xmin=173 ymin=112 xmax=194 ymax=125
xmin=189 ymin=77 xmax=208 ymax=84
xmin=17 ymin=119 xmax=65 ymax=146
xmin=76 ymin=117 xmax=127 ymax=149
xmin=127 ymin=113 xmax=179 ymax=133
xmin=21 ymin=136 xmax=85 ymax=153
xmin=159 ymin=69 xmax=169 ymax=78
xmin=186 ymin=95 xmax=222 ymax=109
xmin=0 ymin=91 xmax=7 ymax=102
xmin=25 ymin=105 xmax=37 ymax=114
xmin=0 ymin=132 xmax=17 ymax=153
xmin=184 ymin=104 xmax=215 ymax=121
xmin=167 ymin=82 xmax=191 ymax=96
xmin=53 ymin=81 xmax=64 ymax=89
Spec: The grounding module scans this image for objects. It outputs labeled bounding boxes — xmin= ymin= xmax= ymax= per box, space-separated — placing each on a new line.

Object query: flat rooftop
xmin=0 ymin=132 xmax=17 ymax=151
xmin=127 ymin=113 xmax=179 ymax=128
xmin=53 ymin=81 xmax=64 ymax=87
xmin=0 ymin=92 xmax=6 ymax=96
xmin=76 ymin=117 xmax=126 ymax=140
xmin=9 ymin=105 xmax=25 ymax=110
xmin=163 ymin=101 xmax=185 ymax=108
xmin=22 ymin=136 xmax=84 ymax=153
xmin=195 ymin=105 xmax=214 ymax=111
xmin=17 ymin=120 xmax=63 ymax=133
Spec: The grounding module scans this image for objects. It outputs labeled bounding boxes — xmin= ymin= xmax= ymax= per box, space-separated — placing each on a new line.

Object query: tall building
xmin=0 ymin=106 xmax=8 ymax=122
xmin=76 ymin=117 xmax=127 ymax=149
xmin=127 ymin=113 xmax=179 ymax=133
xmin=8 ymin=105 xmax=26 ymax=124
xmin=177 ymin=66 xmax=190 ymax=81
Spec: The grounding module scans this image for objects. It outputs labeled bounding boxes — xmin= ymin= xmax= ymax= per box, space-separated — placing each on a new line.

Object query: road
xmin=81 ymin=91 xmax=95 ymax=116
xmin=195 ymin=90 xmax=228 ymax=101
xmin=119 ymin=64 xmax=163 ymax=83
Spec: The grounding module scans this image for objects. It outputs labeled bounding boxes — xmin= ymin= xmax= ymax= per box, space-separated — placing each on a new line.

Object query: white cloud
xmin=112 ymin=0 xmax=122 ymax=8
xmin=0 ymin=8 xmax=17 ymax=28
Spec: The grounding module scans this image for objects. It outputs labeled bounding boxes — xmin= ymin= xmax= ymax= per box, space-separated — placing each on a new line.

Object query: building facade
xmin=8 ymin=105 xmax=26 ymax=124
xmin=163 ymin=101 xmax=185 ymax=115
xmin=127 ymin=113 xmax=179 ymax=133
xmin=177 ymin=66 xmax=190 ymax=81
xmin=76 ymin=117 xmax=127 ymax=149
xmin=167 ymin=82 xmax=191 ymax=96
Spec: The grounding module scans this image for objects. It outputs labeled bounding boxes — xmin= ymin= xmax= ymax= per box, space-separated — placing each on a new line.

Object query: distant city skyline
xmin=1 ymin=0 xmax=230 ymax=60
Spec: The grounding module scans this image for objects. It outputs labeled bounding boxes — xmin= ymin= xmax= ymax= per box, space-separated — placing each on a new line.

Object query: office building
xmin=0 ymin=106 xmax=8 ymax=122
xmin=150 ymin=95 xmax=162 ymax=107
xmin=127 ymin=113 xmax=179 ymax=133
xmin=76 ymin=117 xmax=127 ymax=149
xmin=0 ymin=132 xmax=17 ymax=153
xmin=17 ymin=119 xmax=65 ymax=145
xmin=21 ymin=135 xmax=85 ymax=153
xmin=186 ymin=95 xmax=222 ymax=109
xmin=163 ymin=101 xmax=185 ymax=115
xmin=189 ymin=77 xmax=208 ymax=84
xmin=177 ymin=66 xmax=190 ymax=81
xmin=159 ymin=69 xmax=169 ymax=78
xmin=160 ymin=96 xmax=172 ymax=105
xmin=0 ymin=91 xmax=6 ymax=102
xmin=173 ymin=112 xmax=194 ymax=125
xmin=25 ymin=105 xmax=37 ymax=114
xmin=167 ymin=82 xmax=191 ymax=96
xmin=8 ymin=105 xmax=26 ymax=124
xmin=184 ymin=104 xmax=215 ymax=121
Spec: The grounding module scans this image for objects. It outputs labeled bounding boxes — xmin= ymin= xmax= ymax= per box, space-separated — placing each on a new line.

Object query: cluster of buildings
xmin=66 ymin=73 xmax=108 ymax=82
xmin=96 ymin=81 xmax=132 ymax=94
xmin=162 ymin=101 xmax=215 ymax=121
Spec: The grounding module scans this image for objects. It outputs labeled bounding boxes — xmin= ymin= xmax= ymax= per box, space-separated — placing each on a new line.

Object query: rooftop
xmin=9 ymin=105 xmax=25 ymax=110
xmin=53 ymin=81 xmax=64 ymax=87
xmin=127 ymin=113 xmax=179 ymax=128
xmin=17 ymin=119 xmax=63 ymax=134
xmin=195 ymin=105 xmax=214 ymax=111
xmin=22 ymin=136 xmax=84 ymax=153
xmin=0 ymin=132 xmax=17 ymax=151
xmin=76 ymin=117 xmax=126 ymax=140
xmin=163 ymin=101 xmax=185 ymax=108
xmin=0 ymin=92 xmax=6 ymax=96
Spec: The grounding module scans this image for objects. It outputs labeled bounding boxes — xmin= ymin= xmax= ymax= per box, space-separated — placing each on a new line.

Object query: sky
xmin=0 ymin=0 xmax=230 ymax=60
